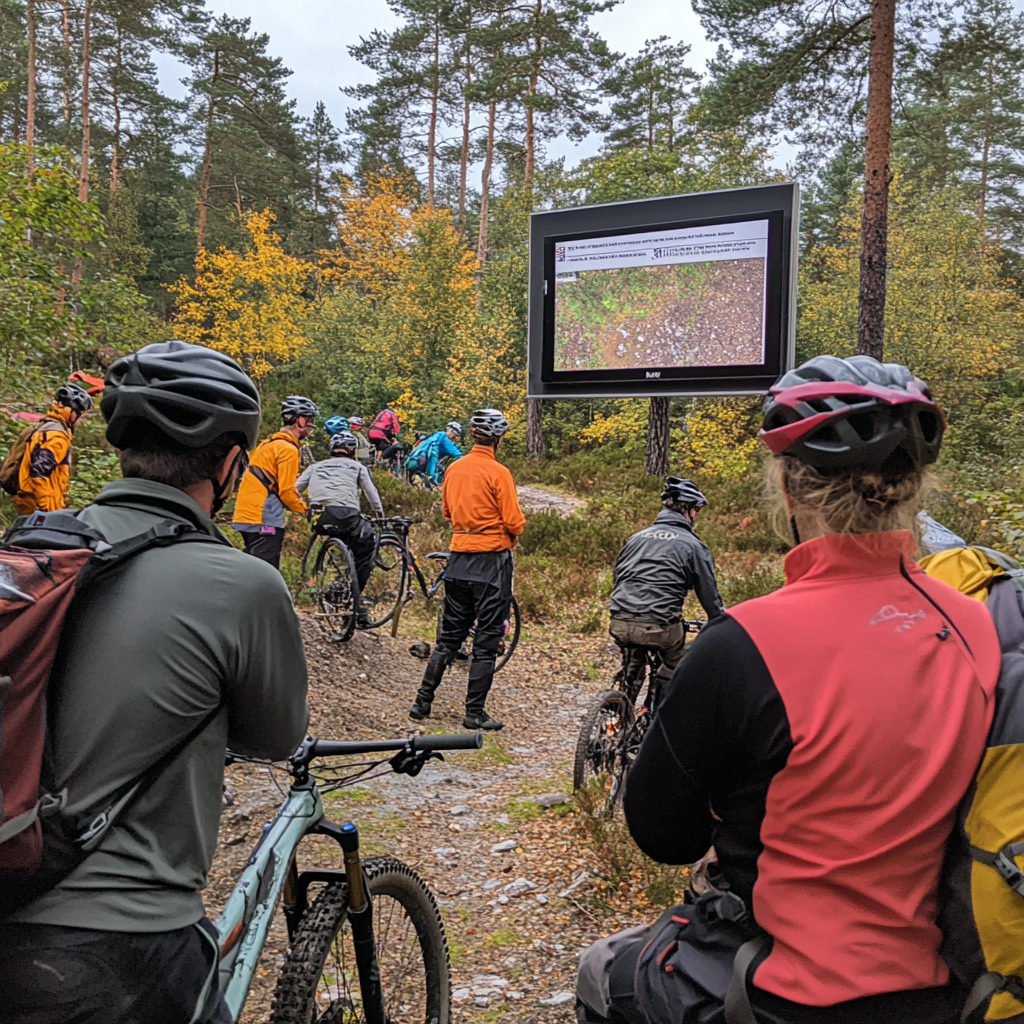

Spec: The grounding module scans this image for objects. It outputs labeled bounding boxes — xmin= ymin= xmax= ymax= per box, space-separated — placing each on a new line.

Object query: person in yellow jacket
xmin=232 ymin=395 xmax=318 ymax=568
xmin=12 ymin=384 xmax=93 ymax=515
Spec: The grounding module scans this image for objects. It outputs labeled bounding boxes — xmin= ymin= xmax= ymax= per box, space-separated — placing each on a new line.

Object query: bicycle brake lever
xmin=390 ymin=748 xmax=443 ymax=777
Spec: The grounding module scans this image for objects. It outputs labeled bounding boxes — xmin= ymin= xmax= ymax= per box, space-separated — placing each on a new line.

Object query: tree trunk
xmin=645 ymin=397 xmax=670 ymax=476
xmin=26 ymin=0 xmax=36 ymax=173
xmin=72 ymin=0 xmax=92 ymax=285
xmin=426 ymin=17 xmax=440 ymax=207
xmin=856 ymin=0 xmax=896 ymax=361
xmin=526 ymin=397 xmax=543 ymax=461
xmin=110 ymin=31 xmax=122 ymax=191
xmin=524 ymin=0 xmax=541 ymax=194
xmin=62 ymin=1 xmax=72 ymax=137
xmin=978 ymin=68 xmax=993 ymax=240
xmin=476 ymin=100 xmax=496 ymax=264
xmin=458 ymin=56 xmax=471 ymax=228
xmin=197 ymin=50 xmax=220 ymax=250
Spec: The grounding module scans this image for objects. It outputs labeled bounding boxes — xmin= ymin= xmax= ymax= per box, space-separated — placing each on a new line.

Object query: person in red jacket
xmin=576 ymin=356 xmax=1001 ymax=1024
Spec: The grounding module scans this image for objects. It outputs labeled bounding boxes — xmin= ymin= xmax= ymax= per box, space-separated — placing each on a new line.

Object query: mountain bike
xmin=573 ymin=620 xmax=704 ymax=816
xmin=360 ymin=516 xmax=521 ymax=671
xmin=300 ymin=503 xmax=360 ymax=643
xmin=217 ymin=729 xmax=482 ymax=1023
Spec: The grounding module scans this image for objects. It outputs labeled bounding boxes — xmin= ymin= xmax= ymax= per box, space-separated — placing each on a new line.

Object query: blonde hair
xmin=766 ymin=456 xmax=925 ymax=540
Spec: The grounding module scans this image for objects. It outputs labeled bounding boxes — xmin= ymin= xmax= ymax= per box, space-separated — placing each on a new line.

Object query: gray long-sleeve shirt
xmin=295 ymin=455 xmax=384 ymax=516
xmin=608 ymin=509 xmax=725 ymax=624
xmin=8 ymin=478 xmax=309 ymax=932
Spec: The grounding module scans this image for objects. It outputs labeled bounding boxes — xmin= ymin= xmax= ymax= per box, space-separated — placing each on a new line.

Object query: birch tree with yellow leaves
xmin=171 ymin=208 xmax=318 ymax=379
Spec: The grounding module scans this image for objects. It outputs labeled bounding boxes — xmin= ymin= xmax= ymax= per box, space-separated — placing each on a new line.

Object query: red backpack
xmin=0 ymin=510 xmax=221 ymax=916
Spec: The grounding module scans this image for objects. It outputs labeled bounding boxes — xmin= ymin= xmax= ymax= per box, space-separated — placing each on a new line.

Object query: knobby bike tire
xmin=362 ymin=536 xmax=408 ymax=628
xmin=572 ymin=690 xmax=636 ymax=809
xmin=314 ymin=538 xmax=358 ymax=643
xmin=270 ymin=856 xmax=451 ymax=1024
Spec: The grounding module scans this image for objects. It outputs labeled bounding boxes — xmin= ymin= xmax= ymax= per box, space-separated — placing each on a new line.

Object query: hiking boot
xmin=409 ymin=701 xmax=432 ymax=721
xmin=463 ymin=713 xmax=504 ymax=731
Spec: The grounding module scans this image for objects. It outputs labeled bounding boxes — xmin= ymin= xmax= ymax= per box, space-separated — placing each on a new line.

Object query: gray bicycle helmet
xmin=760 ymin=355 xmax=944 ymax=471
xmin=661 ymin=477 xmax=708 ymax=510
xmin=55 ymin=383 xmax=93 ymax=414
xmin=281 ymin=395 xmax=319 ymax=424
xmin=329 ymin=431 xmax=358 ymax=453
xmin=446 ymin=420 xmax=463 ymax=437
xmin=102 ymin=341 xmax=262 ymax=449
xmin=469 ymin=408 xmax=508 ymax=438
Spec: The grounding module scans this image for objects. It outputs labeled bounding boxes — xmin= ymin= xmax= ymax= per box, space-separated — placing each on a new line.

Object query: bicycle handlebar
xmin=307 ymin=732 xmax=482 ymax=758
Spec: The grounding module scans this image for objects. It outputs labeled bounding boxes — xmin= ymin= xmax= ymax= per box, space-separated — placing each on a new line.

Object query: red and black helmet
xmin=760 ymin=355 xmax=945 ymax=471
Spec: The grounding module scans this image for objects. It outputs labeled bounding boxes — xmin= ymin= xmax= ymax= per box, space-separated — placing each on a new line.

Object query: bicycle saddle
xmin=426 ymin=551 xmax=450 ymax=561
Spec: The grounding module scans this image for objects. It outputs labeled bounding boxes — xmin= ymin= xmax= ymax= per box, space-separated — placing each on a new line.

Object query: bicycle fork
xmin=338 ymin=822 xmax=386 ymax=1024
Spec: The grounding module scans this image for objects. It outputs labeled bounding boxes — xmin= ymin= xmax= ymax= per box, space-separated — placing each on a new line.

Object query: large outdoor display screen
xmin=527 ymin=184 xmax=798 ymax=399
xmin=553 ymin=220 xmax=769 ymax=372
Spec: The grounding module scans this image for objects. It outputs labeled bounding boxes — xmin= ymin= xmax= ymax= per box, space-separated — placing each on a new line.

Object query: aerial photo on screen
xmin=553 ymin=220 xmax=768 ymax=371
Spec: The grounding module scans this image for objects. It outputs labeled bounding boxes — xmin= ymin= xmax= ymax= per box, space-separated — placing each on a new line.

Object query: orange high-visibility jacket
xmin=441 ymin=444 xmax=525 ymax=552
xmin=12 ymin=404 xmax=76 ymax=516
xmin=233 ymin=432 xmax=307 ymax=528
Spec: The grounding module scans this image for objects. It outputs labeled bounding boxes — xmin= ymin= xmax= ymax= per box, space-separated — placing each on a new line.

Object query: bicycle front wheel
xmin=573 ymin=689 xmax=635 ymax=801
xmin=270 ymin=856 xmax=450 ymax=1024
xmin=362 ymin=537 xmax=408 ymax=628
xmin=314 ymin=538 xmax=358 ymax=643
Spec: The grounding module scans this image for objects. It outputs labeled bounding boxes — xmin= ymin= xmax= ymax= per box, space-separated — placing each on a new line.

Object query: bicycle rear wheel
xmin=362 ymin=537 xmax=408 ymax=628
xmin=573 ymin=690 xmax=635 ymax=809
xmin=493 ymin=596 xmax=521 ymax=672
xmin=270 ymin=856 xmax=450 ymax=1024
xmin=314 ymin=538 xmax=358 ymax=643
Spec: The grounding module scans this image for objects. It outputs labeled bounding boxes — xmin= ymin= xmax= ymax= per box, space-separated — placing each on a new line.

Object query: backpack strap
xmin=970 ymin=842 xmax=1024 ymax=896
xmin=724 ymin=936 xmax=768 ymax=1024
xmin=961 ymin=972 xmax=1024 ymax=1023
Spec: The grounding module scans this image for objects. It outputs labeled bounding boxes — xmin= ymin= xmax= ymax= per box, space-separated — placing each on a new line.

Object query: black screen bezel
xmin=540 ymin=209 xmax=786 ymax=386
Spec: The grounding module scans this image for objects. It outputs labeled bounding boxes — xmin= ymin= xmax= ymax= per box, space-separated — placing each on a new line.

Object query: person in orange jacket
xmin=11 ymin=384 xmax=93 ymax=515
xmin=410 ymin=408 xmax=525 ymax=730
xmin=232 ymin=395 xmax=318 ymax=568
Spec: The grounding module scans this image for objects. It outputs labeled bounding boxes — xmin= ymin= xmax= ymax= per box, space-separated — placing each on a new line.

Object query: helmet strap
xmin=210 ymin=450 xmax=247 ymax=516
xmin=789 ymin=515 xmax=801 ymax=546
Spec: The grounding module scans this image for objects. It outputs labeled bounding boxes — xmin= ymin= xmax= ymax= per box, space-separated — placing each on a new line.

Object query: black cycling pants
xmin=317 ymin=505 xmax=376 ymax=591
xmin=0 ymin=918 xmax=231 ymax=1024
xmin=421 ymin=567 xmax=512 ymax=715
xmin=240 ymin=527 xmax=285 ymax=570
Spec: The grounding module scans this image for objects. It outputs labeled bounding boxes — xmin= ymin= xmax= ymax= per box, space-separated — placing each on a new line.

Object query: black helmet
xmin=661 ymin=477 xmax=707 ymax=510
xmin=469 ymin=408 xmax=508 ymax=438
xmin=329 ymin=431 xmax=358 ymax=453
xmin=281 ymin=395 xmax=319 ymax=424
xmin=760 ymin=355 xmax=944 ymax=471
xmin=55 ymin=383 xmax=93 ymax=414
xmin=102 ymin=341 xmax=262 ymax=450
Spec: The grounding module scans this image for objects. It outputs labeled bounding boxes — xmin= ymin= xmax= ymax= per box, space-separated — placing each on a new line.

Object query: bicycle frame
xmin=215 ymin=781 xmax=340 ymax=1020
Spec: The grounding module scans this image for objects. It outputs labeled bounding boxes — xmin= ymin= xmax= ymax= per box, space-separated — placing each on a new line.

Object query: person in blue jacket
xmin=408 ymin=422 xmax=463 ymax=488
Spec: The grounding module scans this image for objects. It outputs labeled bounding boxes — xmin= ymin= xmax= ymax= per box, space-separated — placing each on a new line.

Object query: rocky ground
xmin=206 ymin=613 xmax=651 ymax=1023
xmin=515 ymin=486 xmax=586 ymax=520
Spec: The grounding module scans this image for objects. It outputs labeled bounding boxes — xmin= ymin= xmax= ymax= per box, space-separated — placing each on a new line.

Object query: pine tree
xmin=603 ymin=37 xmax=698 ymax=152
xmin=181 ymin=15 xmax=303 ymax=250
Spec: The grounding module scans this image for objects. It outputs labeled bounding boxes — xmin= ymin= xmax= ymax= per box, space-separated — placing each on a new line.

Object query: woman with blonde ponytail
xmin=576 ymin=355 xmax=1001 ymax=1024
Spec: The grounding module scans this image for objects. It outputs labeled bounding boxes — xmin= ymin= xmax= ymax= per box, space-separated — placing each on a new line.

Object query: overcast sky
xmin=154 ymin=0 xmax=728 ymax=169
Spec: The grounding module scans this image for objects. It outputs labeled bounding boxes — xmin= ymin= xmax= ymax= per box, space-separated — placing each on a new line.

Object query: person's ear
xmin=218 ymin=446 xmax=243 ymax=488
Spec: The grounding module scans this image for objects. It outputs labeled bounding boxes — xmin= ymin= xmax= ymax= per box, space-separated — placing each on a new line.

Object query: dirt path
xmin=516 ymin=485 xmax=586 ymax=519
xmin=207 ymin=617 xmax=632 ymax=1023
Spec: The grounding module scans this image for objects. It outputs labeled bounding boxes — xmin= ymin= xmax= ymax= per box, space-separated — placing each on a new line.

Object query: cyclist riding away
xmin=576 ymin=354 xmax=1000 ymax=1024
xmin=348 ymin=416 xmax=372 ymax=464
xmin=367 ymin=406 xmax=400 ymax=458
xmin=409 ymin=408 xmax=525 ymax=731
xmin=0 ymin=340 xmax=309 ymax=1024
xmin=296 ymin=431 xmax=385 ymax=624
xmin=608 ymin=476 xmax=724 ymax=701
xmin=408 ymin=421 xmax=463 ymax=488
xmin=5 ymin=383 xmax=93 ymax=515
xmin=232 ymin=395 xmax=318 ymax=569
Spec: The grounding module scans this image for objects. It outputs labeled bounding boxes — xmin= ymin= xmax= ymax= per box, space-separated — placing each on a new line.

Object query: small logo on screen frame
xmin=646 ymin=371 xmax=661 ymax=379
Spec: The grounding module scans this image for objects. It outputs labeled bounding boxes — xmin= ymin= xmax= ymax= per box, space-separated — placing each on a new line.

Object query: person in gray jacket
xmin=296 ymin=431 xmax=384 ymax=620
xmin=608 ymin=476 xmax=724 ymax=699
xmin=0 ymin=341 xmax=309 ymax=1024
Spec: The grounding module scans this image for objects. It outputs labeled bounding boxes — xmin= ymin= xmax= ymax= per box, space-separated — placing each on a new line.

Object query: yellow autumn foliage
xmin=579 ymin=400 xmax=648 ymax=449
xmin=799 ymin=182 xmax=1024 ymax=406
xmin=682 ymin=398 xmax=762 ymax=481
xmin=170 ymin=209 xmax=316 ymax=379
